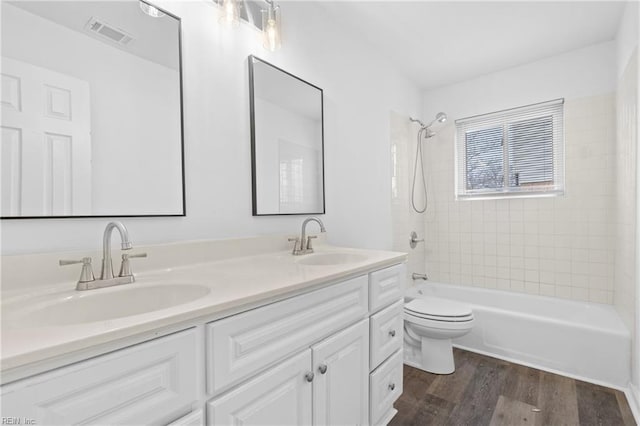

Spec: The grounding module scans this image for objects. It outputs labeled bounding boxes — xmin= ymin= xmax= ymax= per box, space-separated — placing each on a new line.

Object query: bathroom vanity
xmin=1 ymin=236 xmax=406 ymax=425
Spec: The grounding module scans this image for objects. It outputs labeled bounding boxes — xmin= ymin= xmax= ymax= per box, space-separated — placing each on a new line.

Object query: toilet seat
xmin=404 ymin=298 xmax=473 ymax=322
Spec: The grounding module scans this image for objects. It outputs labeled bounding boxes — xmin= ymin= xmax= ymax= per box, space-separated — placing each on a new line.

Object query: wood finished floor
xmin=389 ymin=348 xmax=637 ymax=426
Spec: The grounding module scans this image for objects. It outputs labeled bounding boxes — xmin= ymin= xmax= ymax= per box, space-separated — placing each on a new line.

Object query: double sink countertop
xmin=1 ymin=235 xmax=406 ymax=384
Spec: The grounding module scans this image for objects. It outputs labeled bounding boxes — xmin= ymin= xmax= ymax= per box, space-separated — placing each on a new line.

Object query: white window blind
xmin=455 ymin=99 xmax=564 ymax=199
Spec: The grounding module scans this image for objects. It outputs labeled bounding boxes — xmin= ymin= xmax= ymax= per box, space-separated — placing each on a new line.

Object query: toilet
xmin=403 ymin=297 xmax=474 ymax=374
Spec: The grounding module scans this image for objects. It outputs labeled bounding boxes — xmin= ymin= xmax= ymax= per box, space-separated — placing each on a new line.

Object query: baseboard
xmin=626 ymin=383 xmax=640 ymax=424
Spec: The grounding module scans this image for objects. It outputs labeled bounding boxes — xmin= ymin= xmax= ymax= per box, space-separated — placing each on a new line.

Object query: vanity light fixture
xmin=219 ymin=0 xmax=240 ymax=26
xmin=261 ymin=0 xmax=281 ymax=51
xmin=139 ymin=1 xmax=165 ymax=18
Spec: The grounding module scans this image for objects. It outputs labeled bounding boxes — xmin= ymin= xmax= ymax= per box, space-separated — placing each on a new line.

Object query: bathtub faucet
xmin=412 ymin=273 xmax=428 ymax=281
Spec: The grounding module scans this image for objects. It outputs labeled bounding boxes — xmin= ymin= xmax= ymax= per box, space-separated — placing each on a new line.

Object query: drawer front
xmin=370 ymin=349 xmax=403 ymax=425
xmin=369 ymin=264 xmax=405 ymax=313
xmin=370 ymin=300 xmax=404 ymax=370
xmin=1 ymin=329 xmax=199 ymax=425
xmin=207 ymin=276 xmax=368 ymax=395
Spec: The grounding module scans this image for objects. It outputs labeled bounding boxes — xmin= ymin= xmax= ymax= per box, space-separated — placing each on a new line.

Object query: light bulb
xmin=139 ymin=1 xmax=165 ymax=18
xmin=261 ymin=3 xmax=281 ymax=51
xmin=220 ymin=0 xmax=239 ymax=26
xmin=266 ymin=19 xmax=277 ymax=51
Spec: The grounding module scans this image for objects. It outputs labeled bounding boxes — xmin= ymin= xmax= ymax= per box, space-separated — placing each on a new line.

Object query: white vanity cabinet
xmin=2 ymin=262 xmax=406 ymax=426
xmin=208 ymin=319 xmax=370 ymax=426
xmin=206 ymin=275 xmax=370 ymax=426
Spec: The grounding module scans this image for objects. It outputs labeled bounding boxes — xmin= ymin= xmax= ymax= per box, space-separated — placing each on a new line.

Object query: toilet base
xmin=420 ymin=337 xmax=455 ymax=374
xmin=404 ymin=335 xmax=456 ymax=375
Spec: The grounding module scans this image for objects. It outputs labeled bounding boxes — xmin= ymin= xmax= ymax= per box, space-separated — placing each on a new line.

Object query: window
xmin=455 ymin=99 xmax=564 ymax=199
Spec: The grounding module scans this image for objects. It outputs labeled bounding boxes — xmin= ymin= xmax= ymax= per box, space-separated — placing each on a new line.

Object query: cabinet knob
xmin=389 ymin=329 xmax=396 ymax=337
xmin=305 ymin=372 xmax=315 ymax=382
xmin=389 ymin=383 xmax=396 ymax=391
xmin=318 ymin=364 xmax=328 ymax=374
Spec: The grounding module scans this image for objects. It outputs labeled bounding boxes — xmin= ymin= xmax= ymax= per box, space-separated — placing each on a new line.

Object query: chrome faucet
xmin=59 ymin=221 xmax=146 ymax=291
xmin=101 ymin=221 xmax=133 ymax=280
xmin=289 ymin=217 xmax=326 ymax=255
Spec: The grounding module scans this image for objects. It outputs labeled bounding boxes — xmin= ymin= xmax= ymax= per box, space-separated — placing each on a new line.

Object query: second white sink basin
xmin=7 ymin=284 xmax=211 ymax=328
xmin=296 ymin=252 xmax=368 ymax=266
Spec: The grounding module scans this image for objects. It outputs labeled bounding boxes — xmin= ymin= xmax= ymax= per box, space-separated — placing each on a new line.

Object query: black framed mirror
xmin=249 ymin=55 xmax=325 ymax=216
xmin=1 ymin=0 xmax=185 ymax=218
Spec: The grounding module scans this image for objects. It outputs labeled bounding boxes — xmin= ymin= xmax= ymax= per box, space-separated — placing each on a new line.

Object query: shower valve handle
xmin=409 ymin=231 xmax=424 ymax=249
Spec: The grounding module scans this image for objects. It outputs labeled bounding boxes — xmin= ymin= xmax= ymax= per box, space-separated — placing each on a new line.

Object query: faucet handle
xmin=59 ymin=257 xmax=95 ymax=283
xmin=119 ymin=252 xmax=147 ymax=277
xmin=306 ymin=235 xmax=318 ymax=251
xmin=288 ymin=237 xmax=301 ymax=255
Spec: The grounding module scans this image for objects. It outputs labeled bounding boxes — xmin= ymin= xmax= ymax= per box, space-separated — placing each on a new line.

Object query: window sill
xmin=456 ymin=190 xmax=564 ymax=201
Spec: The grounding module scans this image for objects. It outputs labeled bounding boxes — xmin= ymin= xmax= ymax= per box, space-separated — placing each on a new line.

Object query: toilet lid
xmin=405 ymin=297 xmax=473 ymax=318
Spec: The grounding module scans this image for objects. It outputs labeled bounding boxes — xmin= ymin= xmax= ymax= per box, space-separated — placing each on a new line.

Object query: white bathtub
xmin=406 ymin=282 xmax=631 ymax=389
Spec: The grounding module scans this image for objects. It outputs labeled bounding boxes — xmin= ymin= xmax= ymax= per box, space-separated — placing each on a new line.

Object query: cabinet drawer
xmin=370 ymin=300 xmax=403 ymax=370
xmin=369 ymin=264 xmax=405 ymax=313
xmin=206 ymin=276 xmax=368 ymax=395
xmin=370 ymin=349 xmax=403 ymax=425
xmin=1 ymin=329 xmax=199 ymax=425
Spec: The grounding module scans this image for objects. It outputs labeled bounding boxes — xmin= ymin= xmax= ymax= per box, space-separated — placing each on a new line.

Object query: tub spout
xmin=412 ymin=273 xmax=428 ymax=281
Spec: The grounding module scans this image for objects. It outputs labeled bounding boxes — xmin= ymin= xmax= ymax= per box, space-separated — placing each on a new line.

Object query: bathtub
xmin=405 ymin=282 xmax=631 ymax=389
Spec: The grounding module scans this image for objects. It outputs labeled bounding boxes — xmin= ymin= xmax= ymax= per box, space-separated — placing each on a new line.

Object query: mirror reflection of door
xmin=249 ymin=56 xmax=325 ymax=216
xmin=1 ymin=0 xmax=184 ymax=218
xmin=1 ymin=57 xmax=92 ymax=217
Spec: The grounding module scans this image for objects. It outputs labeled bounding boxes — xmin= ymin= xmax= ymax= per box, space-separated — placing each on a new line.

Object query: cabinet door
xmin=312 ymin=319 xmax=369 ymax=426
xmin=207 ymin=350 xmax=312 ymax=426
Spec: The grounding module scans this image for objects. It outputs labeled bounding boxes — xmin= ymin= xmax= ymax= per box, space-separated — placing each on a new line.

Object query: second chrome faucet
xmin=289 ymin=217 xmax=326 ymax=255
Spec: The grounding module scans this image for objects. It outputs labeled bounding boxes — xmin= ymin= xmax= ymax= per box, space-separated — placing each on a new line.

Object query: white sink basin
xmin=6 ymin=284 xmax=211 ymax=327
xmin=296 ymin=252 xmax=368 ymax=266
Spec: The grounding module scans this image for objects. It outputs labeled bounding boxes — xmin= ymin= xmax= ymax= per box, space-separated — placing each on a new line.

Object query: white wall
xmin=423 ymin=41 xmax=616 ymax=121
xmin=419 ymin=42 xmax=618 ymax=303
xmin=1 ymin=0 xmax=420 ymax=254
xmin=1 ymin=4 xmax=183 ymax=215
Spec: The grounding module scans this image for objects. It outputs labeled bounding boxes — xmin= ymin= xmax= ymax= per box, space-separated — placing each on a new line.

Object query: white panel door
xmin=207 ymin=350 xmax=313 ymax=426
xmin=1 ymin=56 xmax=91 ymax=216
xmin=312 ymin=319 xmax=370 ymax=426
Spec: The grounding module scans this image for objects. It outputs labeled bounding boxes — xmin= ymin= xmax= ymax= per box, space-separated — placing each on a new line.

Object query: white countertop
xmin=1 ymin=237 xmax=406 ymax=383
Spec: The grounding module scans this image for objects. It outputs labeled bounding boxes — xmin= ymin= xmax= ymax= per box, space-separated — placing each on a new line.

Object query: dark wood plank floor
xmin=390 ymin=348 xmax=637 ymax=426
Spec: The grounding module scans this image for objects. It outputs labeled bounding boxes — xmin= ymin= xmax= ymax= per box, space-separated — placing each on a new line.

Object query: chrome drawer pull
xmin=318 ymin=364 xmax=328 ymax=374
xmin=389 ymin=383 xmax=396 ymax=391
xmin=389 ymin=330 xmax=396 ymax=337
xmin=305 ymin=372 xmax=315 ymax=382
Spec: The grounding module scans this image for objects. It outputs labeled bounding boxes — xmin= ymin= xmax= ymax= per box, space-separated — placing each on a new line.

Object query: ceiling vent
xmin=85 ymin=17 xmax=134 ymax=46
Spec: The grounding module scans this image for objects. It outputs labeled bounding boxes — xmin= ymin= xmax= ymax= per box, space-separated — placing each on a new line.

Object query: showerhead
xmin=435 ymin=112 xmax=447 ymax=123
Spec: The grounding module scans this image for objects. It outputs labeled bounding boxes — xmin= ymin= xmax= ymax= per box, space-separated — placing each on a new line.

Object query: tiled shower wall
xmin=422 ymin=94 xmax=616 ymax=303
xmin=390 ymin=111 xmax=427 ymax=283
xmin=614 ymin=50 xmax=637 ymax=348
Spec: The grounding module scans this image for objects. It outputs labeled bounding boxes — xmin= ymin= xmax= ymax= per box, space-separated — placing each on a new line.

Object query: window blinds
xmin=455 ymin=99 xmax=564 ymax=199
